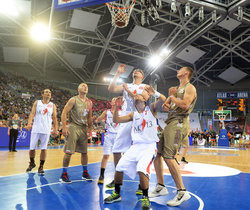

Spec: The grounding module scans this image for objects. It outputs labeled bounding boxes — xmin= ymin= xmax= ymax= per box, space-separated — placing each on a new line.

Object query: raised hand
xmin=117 ymin=64 xmax=126 ymax=75
xmin=169 ymin=87 xmax=177 ymax=96
xmin=144 ymin=85 xmax=155 ymax=96
xmin=114 ymin=96 xmax=124 ymax=110
xmin=122 ymin=83 xmax=128 ymax=91
xmin=162 ymin=101 xmax=170 ymax=112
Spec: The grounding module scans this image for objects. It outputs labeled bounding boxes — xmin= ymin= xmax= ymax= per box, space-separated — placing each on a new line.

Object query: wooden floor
xmin=0 ymin=146 xmax=249 ymax=176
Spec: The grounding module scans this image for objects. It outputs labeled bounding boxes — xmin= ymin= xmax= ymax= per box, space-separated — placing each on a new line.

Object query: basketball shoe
xmin=38 ymin=166 xmax=44 ymax=175
xmin=98 ymin=175 xmax=104 ymax=184
xmin=149 ymin=183 xmax=168 ymax=198
xmin=60 ymin=172 xmax=72 ymax=183
xmin=104 ymin=191 xmax=121 ymax=203
xmin=136 ymin=184 xmax=143 ymax=195
xmin=140 ymin=196 xmax=151 ymax=210
xmin=82 ymin=170 xmax=93 ymax=181
xmin=167 ymin=190 xmax=191 ymax=206
xmin=181 ymin=157 xmax=188 ymax=164
xmin=26 ymin=162 xmax=36 ymax=173
xmin=106 ymin=180 xmax=115 ymax=189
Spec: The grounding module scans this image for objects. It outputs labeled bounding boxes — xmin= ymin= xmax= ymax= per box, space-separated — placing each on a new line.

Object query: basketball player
xmin=60 ymin=83 xmax=93 ymax=183
xmin=107 ymin=64 xmax=150 ymax=190
xmin=26 ymin=89 xmax=58 ymax=175
xmin=150 ymin=67 xmax=197 ymax=206
xmin=104 ymin=90 xmax=166 ymax=210
xmin=95 ymin=97 xmax=119 ymax=184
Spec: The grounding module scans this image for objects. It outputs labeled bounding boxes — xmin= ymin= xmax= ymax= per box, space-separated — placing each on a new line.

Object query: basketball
xmin=114 ymin=11 xmax=129 ymax=28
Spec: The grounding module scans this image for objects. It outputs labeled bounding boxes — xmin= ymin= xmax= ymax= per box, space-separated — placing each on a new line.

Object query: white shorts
xmin=30 ymin=132 xmax=50 ymax=150
xmin=116 ymin=143 xmax=157 ymax=179
xmin=112 ymin=121 xmax=133 ymax=153
xmin=103 ymin=132 xmax=116 ymax=155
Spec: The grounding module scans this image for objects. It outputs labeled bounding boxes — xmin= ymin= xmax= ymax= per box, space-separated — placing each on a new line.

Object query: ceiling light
xmin=149 ymin=55 xmax=162 ymax=67
xmin=30 ymin=22 xmax=50 ymax=42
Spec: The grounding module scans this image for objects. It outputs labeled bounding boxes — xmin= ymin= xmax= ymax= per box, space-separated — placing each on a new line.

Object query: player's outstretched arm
xmin=113 ymin=98 xmax=133 ymax=123
xmin=96 ymin=110 xmax=107 ymax=123
xmin=108 ymin=64 xmax=126 ymax=93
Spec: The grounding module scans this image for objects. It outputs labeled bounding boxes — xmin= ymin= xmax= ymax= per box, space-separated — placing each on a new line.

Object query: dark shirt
xmin=9 ymin=119 xmax=21 ymax=130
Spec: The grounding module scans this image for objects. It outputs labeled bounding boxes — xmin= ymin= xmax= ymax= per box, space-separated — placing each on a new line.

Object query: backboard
xmin=54 ymin=0 xmax=115 ymax=11
xmin=213 ymin=110 xmax=232 ymax=121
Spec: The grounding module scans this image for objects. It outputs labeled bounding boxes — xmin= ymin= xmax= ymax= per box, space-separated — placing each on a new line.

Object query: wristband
xmin=153 ymin=91 xmax=161 ymax=98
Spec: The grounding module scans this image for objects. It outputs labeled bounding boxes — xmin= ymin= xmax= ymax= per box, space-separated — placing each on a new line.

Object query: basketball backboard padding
xmin=176 ymin=45 xmax=206 ymax=64
xmin=109 ymin=62 xmax=134 ymax=78
xmin=127 ymin=26 xmax=158 ymax=46
xmin=3 ymin=47 xmax=29 ymax=63
xmin=54 ymin=0 xmax=115 ymax=11
xmin=70 ymin=10 xmax=100 ymax=32
xmin=63 ymin=52 xmax=86 ymax=68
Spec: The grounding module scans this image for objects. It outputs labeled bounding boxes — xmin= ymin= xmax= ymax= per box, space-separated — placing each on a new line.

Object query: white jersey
xmin=131 ymin=106 xmax=159 ymax=144
xmin=121 ymin=83 xmax=146 ymax=115
xmin=31 ymin=100 xmax=54 ymax=134
xmin=105 ymin=110 xmax=119 ymax=134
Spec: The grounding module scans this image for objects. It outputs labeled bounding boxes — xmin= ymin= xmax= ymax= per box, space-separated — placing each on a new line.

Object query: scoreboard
xmin=216 ymin=92 xmax=248 ymax=113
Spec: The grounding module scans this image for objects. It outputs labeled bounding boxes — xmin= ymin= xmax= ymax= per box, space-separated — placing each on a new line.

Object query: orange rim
xmin=105 ymin=0 xmax=136 ymax=10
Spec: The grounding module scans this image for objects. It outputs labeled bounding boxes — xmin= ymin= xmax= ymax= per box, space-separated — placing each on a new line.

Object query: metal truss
xmin=193 ymin=28 xmax=250 ymax=83
xmin=0 ymin=0 xmax=249 ymax=87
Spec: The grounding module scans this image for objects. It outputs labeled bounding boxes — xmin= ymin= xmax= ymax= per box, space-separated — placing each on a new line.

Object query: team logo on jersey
xmin=139 ymin=86 xmax=144 ymax=90
xmin=47 ymin=104 xmax=52 ymax=108
xmin=178 ymin=88 xmax=184 ymax=94
xmin=133 ymin=120 xmax=153 ymax=133
xmin=43 ymin=108 xmax=48 ymax=115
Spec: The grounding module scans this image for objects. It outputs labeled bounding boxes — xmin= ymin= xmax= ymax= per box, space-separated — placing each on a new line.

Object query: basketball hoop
xmin=106 ymin=0 xmax=136 ymax=28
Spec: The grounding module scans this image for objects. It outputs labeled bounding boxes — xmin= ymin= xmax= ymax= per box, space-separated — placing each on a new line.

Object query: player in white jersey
xmin=107 ymin=64 xmax=150 ymax=189
xmin=26 ymin=89 xmax=58 ymax=175
xmin=95 ymin=97 xmax=120 ymax=184
xmin=104 ymin=87 xmax=166 ymax=210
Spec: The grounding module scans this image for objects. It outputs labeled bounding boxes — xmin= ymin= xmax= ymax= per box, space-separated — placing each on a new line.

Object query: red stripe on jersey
xmin=133 ymin=89 xmax=137 ymax=94
xmin=142 ymin=119 xmax=146 ymax=131
xmin=146 ymin=157 xmax=154 ymax=175
xmin=43 ymin=108 xmax=48 ymax=115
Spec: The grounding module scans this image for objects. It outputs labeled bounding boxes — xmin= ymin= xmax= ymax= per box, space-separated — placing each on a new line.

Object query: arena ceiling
xmin=0 ymin=0 xmax=249 ymax=87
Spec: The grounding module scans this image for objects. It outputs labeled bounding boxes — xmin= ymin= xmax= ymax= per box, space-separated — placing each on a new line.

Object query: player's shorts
xmin=116 ymin=143 xmax=157 ymax=179
xmin=179 ymin=132 xmax=189 ymax=148
xmin=30 ymin=132 xmax=50 ymax=150
xmin=63 ymin=123 xmax=88 ymax=154
xmin=112 ymin=121 xmax=133 ymax=153
xmin=103 ymin=132 xmax=116 ymax=155
xmin=158 ymin=118 xmax=189 ymax=159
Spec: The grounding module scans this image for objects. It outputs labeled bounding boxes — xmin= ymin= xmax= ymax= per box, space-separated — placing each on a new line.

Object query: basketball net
xmin=106 ymin=0 xmax=136 ymax=28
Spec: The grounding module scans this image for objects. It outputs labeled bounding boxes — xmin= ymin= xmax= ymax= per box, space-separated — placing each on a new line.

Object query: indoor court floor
xmin=0 ymin=145 xmax=249 ymax=210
